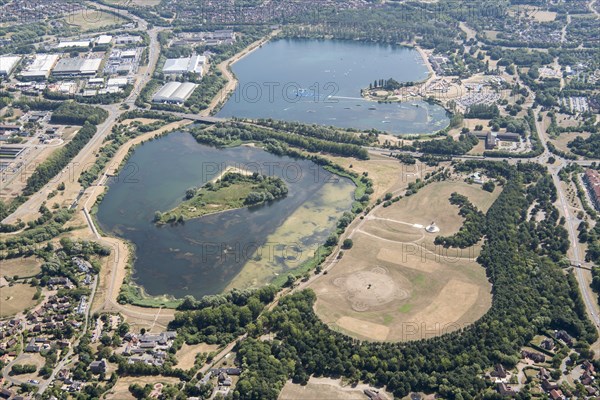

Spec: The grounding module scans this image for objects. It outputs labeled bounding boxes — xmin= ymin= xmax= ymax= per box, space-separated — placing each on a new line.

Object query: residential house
xmin=541 ymin=338 xmax=554 ymax=351
xmin=89 ymin=359 xmax=107 ymax=374
xmin=583 ymin=169 xmax=600 ymax=211
xmin=521 ymin=350 xmax=545 ymax=363
xmin=496 ymin=383 xmax=517 ymax=397
xmin=490 ymin=364 xmax=507 ymax=379
xmin=555 ymin=330 xmax=573 ymax=346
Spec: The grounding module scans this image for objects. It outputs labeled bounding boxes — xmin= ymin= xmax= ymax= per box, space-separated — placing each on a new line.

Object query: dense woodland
xmin=434 ymin=192 xmax=487 ymax=248
xmin=406 ymin=134 xmax=479 ymax=155
xmin=191 ymin=122 xmax=370 ymax=160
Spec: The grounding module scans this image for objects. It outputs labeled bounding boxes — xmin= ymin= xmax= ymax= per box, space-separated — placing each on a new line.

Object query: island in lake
xmin=155 ymin=168 xmax=288 ymax=224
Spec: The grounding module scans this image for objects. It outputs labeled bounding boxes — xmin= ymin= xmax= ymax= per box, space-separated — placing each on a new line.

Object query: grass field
xmin=0 ymin=257 xmax=42 ymax=279
xmin=175 ymin=343 xmax=219 ymax=370
xmin=11 ymin=353 xmax=45 ymax=382
xmin=549 ymin=131 xmax=589 ymax=157
xmin=0 ymin=284 xmax=38 ymax=317
xmin=105 ymin=376 xmax=181 ymax=400
xmin=63 ymin=10 xmax=127 ymax=31
xmin=279 ymin=377 xmax=393 ymax=400
xmin=310 ymin=180 xmax=498 ymax=342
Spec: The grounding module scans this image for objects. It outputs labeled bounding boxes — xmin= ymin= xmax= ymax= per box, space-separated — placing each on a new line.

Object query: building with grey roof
xmin=152 ymin=82 xmax=197 ymax=104
xmin=52 ymin=58 xmax=103 ymax=77
xmin=163 ymin=54 xmax=206 ymax=76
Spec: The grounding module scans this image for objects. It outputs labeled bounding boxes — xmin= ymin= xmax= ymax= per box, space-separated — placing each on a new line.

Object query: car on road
xmin=28 ymin=379 xmax=40 ymax=385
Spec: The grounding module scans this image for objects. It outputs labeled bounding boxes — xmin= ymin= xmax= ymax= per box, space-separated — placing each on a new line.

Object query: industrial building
xmin=121 ymin=50 xmax=138 ymax=59
xmin=163 ymin=54 xmax=206 ymax=76
xmin=152 ymin=82 xmax=197 ymax=104
xmin=115 ymin=35 xmax=142 ymax=45
xmin=107 ymin=78 xmax=129 ymax=87
xmin=21 ymin=54 xmax=60 ymax=79
xmin=173 ymin=30 xmax=236 ymax=46
xmin=52 ymin=58 xmax=103 ymax=77
xmin=95 ymin=35 xmax=113 ymax=45
xmin=0 ymin=146 xmax=25 ymax=159
xmin=57 ymin=39 xmax=91 ymax=49
xmin=0 ymin=56 xmax=21 ymax=76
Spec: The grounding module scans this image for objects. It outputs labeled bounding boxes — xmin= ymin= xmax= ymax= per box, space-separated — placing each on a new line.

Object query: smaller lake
xmin=96 ymin=132 xmax=355 ymax=299
xmin=218 ymin=39 xmax=449 ymax=135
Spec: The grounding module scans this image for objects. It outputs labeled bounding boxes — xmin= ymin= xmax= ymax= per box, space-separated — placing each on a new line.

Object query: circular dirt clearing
xmin=335 ymin=267 xmax=409 ymax=311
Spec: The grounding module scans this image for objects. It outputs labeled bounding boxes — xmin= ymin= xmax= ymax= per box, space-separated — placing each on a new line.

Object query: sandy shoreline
xmin=208 ymin=165 xmax=254 ymax=184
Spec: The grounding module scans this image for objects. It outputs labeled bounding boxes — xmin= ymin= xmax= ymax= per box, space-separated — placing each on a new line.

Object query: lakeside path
xmin=200 ymin=29 xmax=281 ymax=116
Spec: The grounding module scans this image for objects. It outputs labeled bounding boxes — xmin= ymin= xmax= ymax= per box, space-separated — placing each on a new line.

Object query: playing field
xmin=310 ymin=180 xmax=498 ymax=342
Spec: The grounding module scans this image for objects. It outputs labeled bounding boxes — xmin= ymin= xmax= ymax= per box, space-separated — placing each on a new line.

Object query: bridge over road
xmin=166 ymin=112 xmax=227 ymax=124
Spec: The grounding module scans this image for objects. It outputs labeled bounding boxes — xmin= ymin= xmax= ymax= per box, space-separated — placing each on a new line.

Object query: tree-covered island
xmin=154 ymin=169 xmax=288 ymax=224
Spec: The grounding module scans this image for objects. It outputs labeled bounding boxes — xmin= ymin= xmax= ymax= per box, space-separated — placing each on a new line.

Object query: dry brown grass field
xmin=105 ymin=376 xmax=181 ymax=400
xmin=0 ymin=283 xmax=37 ymax=317
xmin=309 ymin=180 xmax=498 ymax=342
xmin=10 ymin=353 xmax=46 ymax=382
xmin=279 ymin=377 xmax=394 ymax=400
xmin=549 ymin=131 xmax=590 ymax=156
xmin=64 ymin=10 xmax=127 ymax=30
xmin=0 ymin=257 xmax=42 ymax=278
xmin=175 ymin=342 xmax=220 ymax=370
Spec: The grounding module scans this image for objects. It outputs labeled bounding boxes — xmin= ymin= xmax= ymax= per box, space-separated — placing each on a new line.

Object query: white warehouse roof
xmin=96 ymin=35 xmax=113 ymax=45
xmin=121 ymin=50 xmax=138 ymax=58
xmin=107 ymin=78 xmax=128 ymax=87
xmin=163 ymin=54 xmax=206 ymax=75
xmin=0 ymin=56 xmax=22 ymax=76
xmin=57 ymin=40 xmax=91 ymax=48
xmin=21 ymin=54 xmax=60 ymax=78
xmin=152 ymin=82 xmax=197 ymax=104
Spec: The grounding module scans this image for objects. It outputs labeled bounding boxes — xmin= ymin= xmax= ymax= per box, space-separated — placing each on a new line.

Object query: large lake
xmin=218 ymin=39 xmax=449 ymax=134
xmin=96 ymin=132 xmax=355 ymax=298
